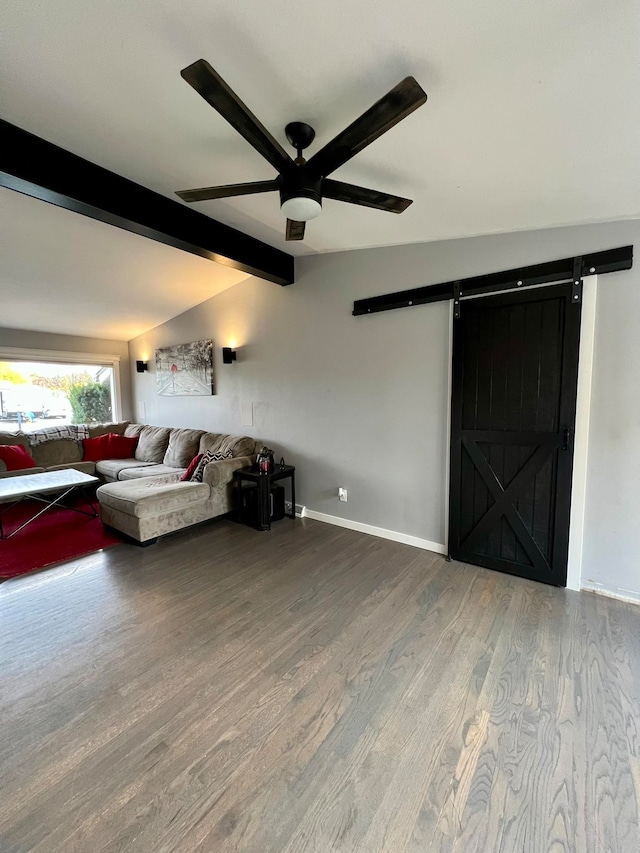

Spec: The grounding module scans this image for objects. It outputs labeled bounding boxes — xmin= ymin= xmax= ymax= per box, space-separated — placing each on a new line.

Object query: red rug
xmin=0 ymin=498 xmax=124 ymax=579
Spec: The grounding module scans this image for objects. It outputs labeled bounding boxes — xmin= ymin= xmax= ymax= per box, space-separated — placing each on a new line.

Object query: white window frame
xmin=0 ymin=346 xmax=122 ymax=422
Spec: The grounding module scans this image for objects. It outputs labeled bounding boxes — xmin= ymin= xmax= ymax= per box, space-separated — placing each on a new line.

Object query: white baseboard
xmin=581 ymin=579 xmax=640 ymax=606
xmin=301 ymin=508 xmax=447 ymax=555
xmin=299 ymin=512 xmax=640 ymax=603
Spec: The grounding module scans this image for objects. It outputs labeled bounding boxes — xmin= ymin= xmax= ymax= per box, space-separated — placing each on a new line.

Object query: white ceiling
xmin=1 ymin=0 xmax=639 ymax=340
xmin=0 ymin=188 xmax=251 ymax=341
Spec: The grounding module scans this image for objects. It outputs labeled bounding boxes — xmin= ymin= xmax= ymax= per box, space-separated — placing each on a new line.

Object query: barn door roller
xmin=453 ymin=281 xmax=461 ymax=319
xmin=572 ymin=256 xmax=583 ymax=305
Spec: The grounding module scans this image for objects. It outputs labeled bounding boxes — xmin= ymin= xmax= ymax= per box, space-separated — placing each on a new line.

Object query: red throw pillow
xmin=181 ymin=453 xmax=203 ymax=481
xmin=82 ymin=434 xmax=111 ymax=462
xmin=107 ymin=433 xmax=138 ymax=459
xmin=0 ymin=444 xmax=37 ymax=471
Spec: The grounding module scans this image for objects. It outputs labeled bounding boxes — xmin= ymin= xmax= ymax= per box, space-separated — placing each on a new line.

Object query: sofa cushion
xmin=97 ymin=478 xmax=210 ymax=518
xmin=0 ymin=444 xmax=37 ymax=471
xmin=163 ymin=428 xmax=204 ymax=468
xmin=135 ymin=426 xmax=171 ymax=463
xmin=198 ymin=433 xmax=224 ymax=455
xmin=124 ymin=423 xmax=145 ymax=438
xmin=199 ymin=432 xmax=255 ymax=458
xmin=32 ymin=438 xmax=83 ymax=468
xmin=95 ymin=458 xmax=156 ymax=480
xmin=118 ymin=465 xmax=185 ymax=481
xmin=0 ymin=431 xmax=29 ymax=448
xmin=87 ymin=421 xmax=130 ymax=438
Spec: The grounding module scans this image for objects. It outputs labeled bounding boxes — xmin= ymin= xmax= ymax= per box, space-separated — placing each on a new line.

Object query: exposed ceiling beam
xmin=0 ymin=119 xmax=294 ymax=286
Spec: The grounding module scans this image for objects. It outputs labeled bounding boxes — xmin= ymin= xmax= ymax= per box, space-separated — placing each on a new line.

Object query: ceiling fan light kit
xmin=176 ymin=59 xmax=427 ymax=241
xmin=280 ymin=196 xmax=322 ymax=222
xmin=279 ymin=122 xmax=322 ymax=221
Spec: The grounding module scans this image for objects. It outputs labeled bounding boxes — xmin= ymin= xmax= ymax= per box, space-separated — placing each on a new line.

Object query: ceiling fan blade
xmin=181 ymin=59 xmax=293 ymax=173
xmin=322 ymin=179 xmax=412 ymax=213
xmin=307 ymin=77 xmax=427 ymax=178
xmin=176 ymin=179 xmax=278 ymax=203
xmin=286 ymin=219 xmax=306 ymax=241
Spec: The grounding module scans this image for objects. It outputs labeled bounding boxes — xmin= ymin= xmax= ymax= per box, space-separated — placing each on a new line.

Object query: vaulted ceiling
xmin=2 ymin=0 xmax=639 ymax=340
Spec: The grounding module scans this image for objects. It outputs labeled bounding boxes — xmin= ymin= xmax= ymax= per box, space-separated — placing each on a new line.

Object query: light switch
xmin=241 ymin=402 xmax=254 ymax=427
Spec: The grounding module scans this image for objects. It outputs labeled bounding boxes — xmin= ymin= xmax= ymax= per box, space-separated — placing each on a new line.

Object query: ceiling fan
xmin=176 ymin=60 xmax=427 ymax=241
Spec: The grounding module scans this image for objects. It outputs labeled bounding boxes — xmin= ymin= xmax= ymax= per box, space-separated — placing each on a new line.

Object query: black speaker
xmin=269 ymin=484 xmax=285 ymax=522
xmin=241 ymin=483 xmax=285 ymax=527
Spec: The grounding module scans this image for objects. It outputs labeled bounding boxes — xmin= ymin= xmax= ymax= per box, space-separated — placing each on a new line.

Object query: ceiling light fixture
xmin=280 ymin=195 xmax=322 ymax=222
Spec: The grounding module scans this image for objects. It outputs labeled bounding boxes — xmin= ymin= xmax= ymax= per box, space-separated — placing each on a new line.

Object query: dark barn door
xmin=448 ymin=282 xmax=581 ymax=586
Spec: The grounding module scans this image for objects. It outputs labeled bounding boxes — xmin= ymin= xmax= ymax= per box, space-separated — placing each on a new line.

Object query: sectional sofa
xmin=0 ymin=422 xmax=257 ymax=544
xmin=0 ymin=421 xmax=130 ymax=478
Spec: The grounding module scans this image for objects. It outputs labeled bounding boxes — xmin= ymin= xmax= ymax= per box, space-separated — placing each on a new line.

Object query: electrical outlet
xmin=338 ymin=487 xmax=348 ymax=502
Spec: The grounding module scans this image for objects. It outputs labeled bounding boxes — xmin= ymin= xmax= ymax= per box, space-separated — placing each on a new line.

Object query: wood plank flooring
xmin=1 ymin=517 xmax=639 ymax=852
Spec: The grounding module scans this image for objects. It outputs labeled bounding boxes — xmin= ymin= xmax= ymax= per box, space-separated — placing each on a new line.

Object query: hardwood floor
xmin=1 ymin=517 xmax=639 ymax=852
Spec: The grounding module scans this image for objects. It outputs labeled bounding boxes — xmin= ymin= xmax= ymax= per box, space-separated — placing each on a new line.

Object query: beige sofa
xmin=0 ymin=422 xmax=257 ymax=544
xmin=96 ymin=424 xmax=256 ymax=544
xmin=0 ymin=421 xmax=131 ymax=479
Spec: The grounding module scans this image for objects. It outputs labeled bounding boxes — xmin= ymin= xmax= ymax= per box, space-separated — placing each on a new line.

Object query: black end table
xmin=234 ymin=464 xmax=296 ymax=531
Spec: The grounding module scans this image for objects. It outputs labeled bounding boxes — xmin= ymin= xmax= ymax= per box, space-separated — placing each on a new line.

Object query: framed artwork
xmin=155 ymin=340 xmax=214 ymax=396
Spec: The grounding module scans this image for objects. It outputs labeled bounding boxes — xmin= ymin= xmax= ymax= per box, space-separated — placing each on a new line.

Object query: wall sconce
xmin=222 ymin=347 xmax=237 ymax=364
xmin=136 ymin=360 xmax=149 ymax=373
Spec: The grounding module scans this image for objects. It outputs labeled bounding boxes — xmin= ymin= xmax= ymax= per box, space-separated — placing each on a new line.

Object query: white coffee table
xmin=0 ymin=470 xmax=99 ymax=540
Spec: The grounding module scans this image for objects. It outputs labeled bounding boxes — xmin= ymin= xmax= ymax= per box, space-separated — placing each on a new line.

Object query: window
xmin=0 ymin=348 xmax=121 ymax=433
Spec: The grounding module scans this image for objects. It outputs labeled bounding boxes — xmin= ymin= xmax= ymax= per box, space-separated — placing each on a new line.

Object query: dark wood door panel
xmin=449 ymin=284 xmax=581 ymax=586
xmin=459 ymin=298 xmax=564 ymax=433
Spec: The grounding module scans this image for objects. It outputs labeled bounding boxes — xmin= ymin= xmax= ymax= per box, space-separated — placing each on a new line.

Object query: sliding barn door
xmin=448 ymin=283 xmax=581 ymax=586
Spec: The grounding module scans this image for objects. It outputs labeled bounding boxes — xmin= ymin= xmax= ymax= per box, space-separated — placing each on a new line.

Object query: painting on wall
xmin=155 ymin=340 xmax=214 ymax=396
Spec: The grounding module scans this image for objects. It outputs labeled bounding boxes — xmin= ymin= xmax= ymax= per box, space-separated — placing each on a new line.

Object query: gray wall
xmin=129 ymin=218 xmax=640 ymax=599
xmin=0 ymin=327 xmax=133 ymax=421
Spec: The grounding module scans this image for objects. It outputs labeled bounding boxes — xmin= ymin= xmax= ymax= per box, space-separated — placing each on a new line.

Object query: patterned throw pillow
xmin=190 ymin=448 xmax=233 ymax=482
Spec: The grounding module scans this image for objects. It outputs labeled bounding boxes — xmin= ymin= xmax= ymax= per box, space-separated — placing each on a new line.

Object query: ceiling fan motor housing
xmin=278 ymin=170 xmax=323 ymax=221
xmin=278 ymin=170 xmax=322 ymax=208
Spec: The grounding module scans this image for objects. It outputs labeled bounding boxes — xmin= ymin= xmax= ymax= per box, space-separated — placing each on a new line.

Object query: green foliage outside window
xmin=68 ymin=382 xmax=112 ymax=423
